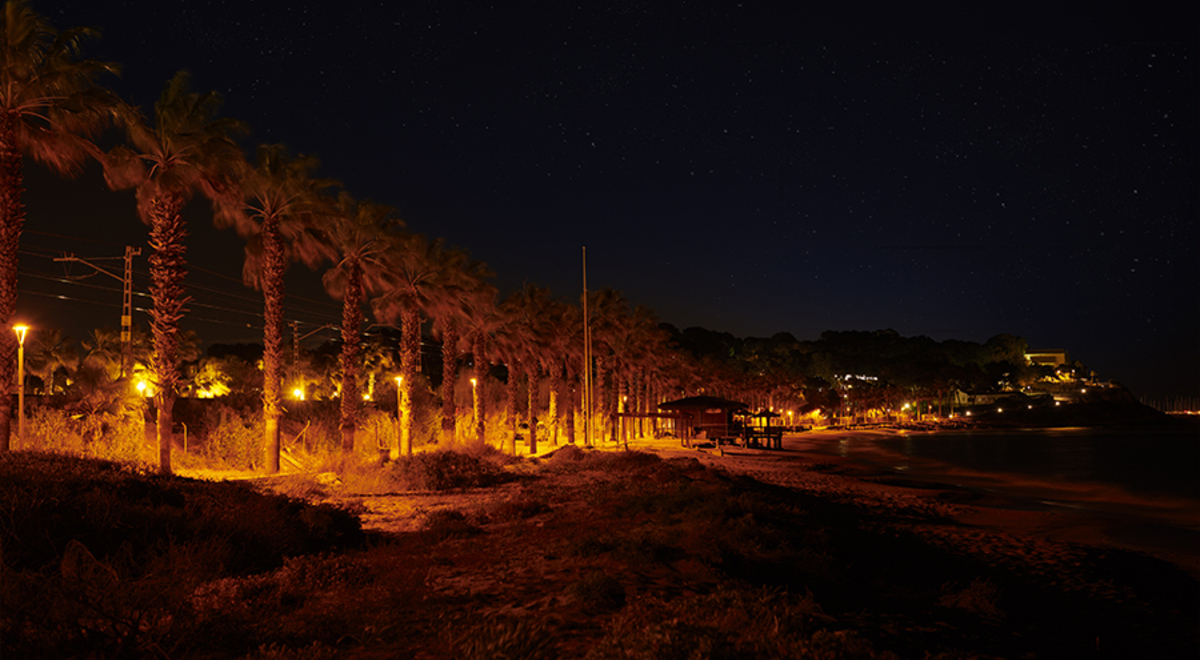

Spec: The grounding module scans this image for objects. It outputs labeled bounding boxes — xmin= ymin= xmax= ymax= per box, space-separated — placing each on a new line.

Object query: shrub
xmin=583 ymin=586 xmax=890 ymax=660
xmin=568 ymin=570 xmax=627 ymax=613
xmin=385 ymin=450 xmax=509 ymax=491
xmin=938 ymin=577 xmax=1004 ymax=620
xmin=422 ymin=508 xmax=482 ymax=540
xmin=23 ymin=405 xmax=148 ymax=464
xmin=0 ymin=453 xmax=366 ymax=658
xmin=544 ymin=446 xmax=664 ymax=474
xmin=454 ymin=613 xmax=556 ymax=660
xmin=203 ymin=407 xmax=261 ymax=469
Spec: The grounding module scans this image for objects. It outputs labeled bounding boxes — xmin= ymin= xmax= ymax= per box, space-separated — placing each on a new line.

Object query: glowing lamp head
xmin=470 ymin=378 xmax=477 ymax=387
xmin=12 ymin=325 xmax=28 ymax=345
xmin=293 ymin=388 xmax=304 ymax=400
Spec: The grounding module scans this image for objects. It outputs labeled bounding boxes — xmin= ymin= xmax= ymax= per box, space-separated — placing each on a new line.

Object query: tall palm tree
xmin=0 ymin=0 xmax=118 ymax=449
xmin=585 ymin=288 xmax=628 ymax=442
xmin=432 ymin=249 xmax=490 ymax=446
xmin=460 ymin=285 xmax=502 ymax=445
xmin=493 ymin=293 xmax=527 ymax=456
xmin=219 ymin=144 xmax=331 ymax=473
xmin=551 ymin=301 xmax=585 ymax=444
xmin=373 ymin=234 xmax=482 ymax=457
xmin=320 ymin=192 xmax=396 ymax=453
xmin=103 ymin=71 xmax=245 ymax=474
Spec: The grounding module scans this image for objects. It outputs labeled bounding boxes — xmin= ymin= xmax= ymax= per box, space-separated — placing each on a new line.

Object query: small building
xmin=657 ymin=396 xmax=748 ymax=444
xmin=1025 ymin=349 xmax=1069 ymax=367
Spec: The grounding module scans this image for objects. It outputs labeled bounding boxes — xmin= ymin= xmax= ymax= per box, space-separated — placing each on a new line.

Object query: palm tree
xmin=320 ymin=192 xmax=396 ymax=453
xmin=585 ymin=288 xmax=628 ymax=442
xmin=492 ymin=285 xmax=559 ymax=455
xmin=551 ymin=301 xmax=585 ymax=444
xmin=102 ymin=71 xmax=245 ymax=474
xmin=29 ymin=328 xmax=77 ymax=395
xmin=372 ymin=234 xmax=482 ymax=457
xmin=460 ymin=285 xmax=502 ymax=445
xmin=432 ymin=249 xmax=490 ymax=446
xmin=0 ymin=0 xmax=119 ymax=449
xmin=219 ymin=144 xmax=331 ymax=473
xmin=606 ymin=304 xmax=661 ymax=443
xmin=493 ymin=294 xmax=527 ymax=456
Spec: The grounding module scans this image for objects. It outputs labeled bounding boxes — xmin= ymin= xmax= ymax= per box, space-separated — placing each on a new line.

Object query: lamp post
xmin=13 ymin=325 xmax=28 ymax=446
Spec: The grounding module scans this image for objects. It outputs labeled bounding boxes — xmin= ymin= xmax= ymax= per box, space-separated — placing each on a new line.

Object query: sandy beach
xmin=613 ymin=428 xmax=1200 ymax=581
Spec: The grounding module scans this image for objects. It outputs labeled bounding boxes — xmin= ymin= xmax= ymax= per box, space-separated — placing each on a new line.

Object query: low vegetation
xmin=2 ymin=445 xmax=1196 ymax=658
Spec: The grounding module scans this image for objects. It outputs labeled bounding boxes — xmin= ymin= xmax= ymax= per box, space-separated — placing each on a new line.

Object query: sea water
xmin=798 ymin=422 xmax=1200 ymax=522
xmin=797 ymin=422 xmax=1200 ymax=563
xmin=875 ymin=424 xmax=1200 ymax=501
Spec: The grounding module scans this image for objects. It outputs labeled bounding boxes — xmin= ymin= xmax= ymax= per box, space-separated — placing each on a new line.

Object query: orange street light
xmin=13 ymin=325 xmax=28 ymax=444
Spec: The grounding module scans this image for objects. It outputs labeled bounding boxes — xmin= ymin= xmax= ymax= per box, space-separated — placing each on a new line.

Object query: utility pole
xmin=121 ymin=246 xmax=140 ymax=377
xmin=291 ymin=319 xmax=301 ymax=380
xmin=55 ymin=247 xmax=141 ymax=378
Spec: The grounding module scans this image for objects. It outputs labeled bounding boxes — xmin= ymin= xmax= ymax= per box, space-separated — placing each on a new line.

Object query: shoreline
xmin=618 ymin=428 xmax=1200 ymax=581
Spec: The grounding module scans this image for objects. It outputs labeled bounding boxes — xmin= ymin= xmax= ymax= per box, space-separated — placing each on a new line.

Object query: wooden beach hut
xmin=657 ymin=396 xmax=749 ymax=446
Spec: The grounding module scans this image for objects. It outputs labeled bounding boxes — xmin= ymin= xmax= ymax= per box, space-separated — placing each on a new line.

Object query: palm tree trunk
xmin=527 ymin=365 xmax=538 ymax=454
xmin=0 ymin=115 xmax=23 ymax=451
xmin=340 ymin=263 xmax=363 ymax=453
xmin=473 ymin=332 xmax=487 ymax=445
xmin=548 ymin=360 xmax=562 ymax=446
xmin=440 ymin=322 xmax=457 ymax=445
xmin=148 ymin=194 xmax=187 ymax=474
xmin=398 ymin=304 xmax=420 ymax=457
xmin=506 ymin=359 xmax=520 ymax=456
xmin=565 ymin=361 xmax=577 ymax=444
xmin=261 ymin=216 xmax=285 ymax=473
xmin=594 ymin=357 xmax=606 ymax=445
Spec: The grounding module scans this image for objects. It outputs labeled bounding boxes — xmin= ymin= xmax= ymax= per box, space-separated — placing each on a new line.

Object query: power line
xmin=20 ymin=255 xmax=339 ymax=323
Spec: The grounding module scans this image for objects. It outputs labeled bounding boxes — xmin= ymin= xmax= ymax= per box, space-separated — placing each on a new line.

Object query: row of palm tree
xmin=0 ymin=1 xmax=736 ymax=474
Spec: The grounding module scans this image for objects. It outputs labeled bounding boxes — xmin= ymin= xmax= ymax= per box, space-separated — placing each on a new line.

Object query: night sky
xmin=16 ymin=1 xmax=1199 ymax=399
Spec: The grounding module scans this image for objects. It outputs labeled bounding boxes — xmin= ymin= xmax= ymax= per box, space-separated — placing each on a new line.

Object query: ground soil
xmin=231 ymin=430 xmax=1200 ymax=659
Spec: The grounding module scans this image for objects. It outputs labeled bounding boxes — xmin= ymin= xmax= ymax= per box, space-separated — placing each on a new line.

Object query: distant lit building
xmin=1025 ymin=349 xmax=1068 ymax=367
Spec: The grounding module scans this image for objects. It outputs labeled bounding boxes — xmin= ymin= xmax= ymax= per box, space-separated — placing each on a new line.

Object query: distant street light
xmin=13 ymin=325 xmax=28 ymax=445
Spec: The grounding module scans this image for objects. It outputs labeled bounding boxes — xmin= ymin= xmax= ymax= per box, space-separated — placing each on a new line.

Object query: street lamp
xmin=13 ymin=325 xmax=28 ymax=445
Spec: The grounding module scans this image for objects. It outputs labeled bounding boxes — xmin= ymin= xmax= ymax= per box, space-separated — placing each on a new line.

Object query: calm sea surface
xmin=794 ymin=422 xmax=1200 ymax=567
xmin=798 ymin=423 xmax=1200 ymax=506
